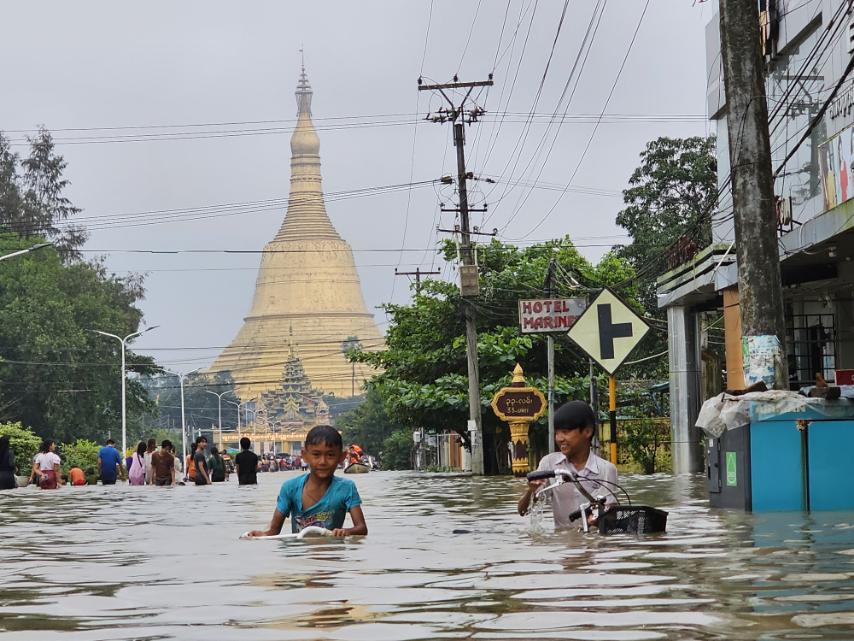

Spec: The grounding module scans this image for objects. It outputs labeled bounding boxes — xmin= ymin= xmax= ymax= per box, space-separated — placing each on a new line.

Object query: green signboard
xmin=725 ymin=451 xmax=737 ymax=487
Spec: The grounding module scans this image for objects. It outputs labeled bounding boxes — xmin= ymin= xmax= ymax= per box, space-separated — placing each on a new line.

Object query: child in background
xmin=247 ymin=425 xmax=367 ymax=537
xmin=68 ymin=466 xmax=87 ymax=486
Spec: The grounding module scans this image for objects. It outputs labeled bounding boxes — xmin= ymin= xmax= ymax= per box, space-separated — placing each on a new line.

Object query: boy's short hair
xmin=240 ymin=437 xmax=251 ymax=450
xmin=554 ymin=400 xmax=596 ymax=431
xmin=304 ymin=424 xmax=343 ymax=450
xmin=161 ymin=439 xmax=172 ymax=449
xmin=106 ymin=438 xmax=115 ymax=445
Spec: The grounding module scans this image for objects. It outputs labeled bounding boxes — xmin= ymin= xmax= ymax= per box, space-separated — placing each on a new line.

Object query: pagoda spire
xmin=274 ymin=63 xmax=340 ymax=241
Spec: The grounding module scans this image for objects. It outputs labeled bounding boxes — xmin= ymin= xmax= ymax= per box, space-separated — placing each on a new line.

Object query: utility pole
xmin=544 ymin=259 xmax=556 ymax=453
xmin=719 ymin=0 xmax=788 ymax=388
xmin=419 ymin=76 xmax=493 ymax=475
xmin=395 ymin=267 xmax=441 ymax=295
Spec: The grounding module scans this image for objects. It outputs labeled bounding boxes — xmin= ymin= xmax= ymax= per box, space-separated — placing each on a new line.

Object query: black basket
xmin=598 ymin=506 xmax=668 ymax=535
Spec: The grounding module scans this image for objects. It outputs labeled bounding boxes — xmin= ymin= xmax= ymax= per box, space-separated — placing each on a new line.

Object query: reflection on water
xmin=1 ymin=471 xmax=854 ymax=640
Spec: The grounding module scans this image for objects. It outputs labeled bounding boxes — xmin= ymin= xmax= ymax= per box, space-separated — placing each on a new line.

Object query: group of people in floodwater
xmin=1 ymin=399 xmax=613 ymax=536
xmin=0 ymin=434 xmax=264 ymax=490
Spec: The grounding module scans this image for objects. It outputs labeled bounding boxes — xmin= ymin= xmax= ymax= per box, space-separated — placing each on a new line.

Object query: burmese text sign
xmin=491 ymin=387 xmax=547 ymax=422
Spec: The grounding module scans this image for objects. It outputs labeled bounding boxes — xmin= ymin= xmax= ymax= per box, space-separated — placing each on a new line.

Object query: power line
xmin=511 ymin=0 xmax=651 ymax=241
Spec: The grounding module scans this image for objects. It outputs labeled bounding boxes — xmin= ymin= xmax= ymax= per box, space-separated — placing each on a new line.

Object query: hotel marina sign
xmin=517 ymin=298 xmax=587 ymax=334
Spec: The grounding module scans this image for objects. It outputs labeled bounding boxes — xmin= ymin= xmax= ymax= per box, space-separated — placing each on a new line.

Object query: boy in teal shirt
xmin=248 ymin=425 xmax=368 ymax=537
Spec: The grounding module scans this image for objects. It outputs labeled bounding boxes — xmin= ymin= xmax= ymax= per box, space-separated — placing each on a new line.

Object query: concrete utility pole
xmin=719 ymin=0 xmax=788 ymax=388
xmin=395 ymin=267 xmax=441 ymax=295
xmin=544 ymin=259 xmax=556 ymax=453
xmin=419 ymin=76 xmax=493 ymax=475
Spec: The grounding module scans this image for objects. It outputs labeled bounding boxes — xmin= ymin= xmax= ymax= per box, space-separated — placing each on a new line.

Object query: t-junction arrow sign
xmin=566 ymin=288 xmax=650 ymax=375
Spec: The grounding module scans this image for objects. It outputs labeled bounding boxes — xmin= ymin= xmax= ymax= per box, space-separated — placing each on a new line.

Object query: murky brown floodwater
xmin=2 ymin=471 xmax=854 ymax=640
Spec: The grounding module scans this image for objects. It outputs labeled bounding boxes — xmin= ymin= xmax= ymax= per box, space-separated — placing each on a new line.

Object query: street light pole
xmin=90 ymin=325 xmax=159 ymax=457
xmin=206 ymin=390 xmax=231 ymax=451
xmin=0 ymin=242 xmax=52 ymax=262
xmin=226 ymin=397 xmax=256 ymax=448
xmin=161 ymin=367 xmax=200 ymax=475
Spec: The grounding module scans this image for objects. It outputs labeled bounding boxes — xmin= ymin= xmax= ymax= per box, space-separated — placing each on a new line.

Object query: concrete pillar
xmin=667 ymin=305 xmax=704 ymax=474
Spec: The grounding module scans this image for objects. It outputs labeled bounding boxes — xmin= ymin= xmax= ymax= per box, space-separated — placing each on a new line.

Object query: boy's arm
xmin=332 ymin=505 xmax=367 ymax=537
xmin=247 ymin=509 xmax=286 ymax=537
xmin=518 ymin=479 xmax=546 ymax=516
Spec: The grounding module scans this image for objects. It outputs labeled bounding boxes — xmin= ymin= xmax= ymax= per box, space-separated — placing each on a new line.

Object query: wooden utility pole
xmin=395 ymin=267 xmax=441 ymax=295
xmin=719 ymin=0 xmax=788 ymax=388
xmin=419 ymin=76 xmax=493 ymax=475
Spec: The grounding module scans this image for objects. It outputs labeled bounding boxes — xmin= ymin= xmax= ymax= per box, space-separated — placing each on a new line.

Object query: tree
xmin=0 ymin=234 xmax=156 ymax=443
xmin=337 ymin=387 xmax=401 ymax=456
xmin=0 ymin=422 xmax=41 ymax=475
xmin=381 ymin=430 xmax=413 ymax=470
xmin=615 ymin=136 xmax=717 ymax=310
xmin=62 ymin=439 xmax=100 ymax=481
xmin=354 ymin=238 xmax=642 ymax=474
xmin=140 ymin=371 xmax=237 ymax=439
xmin=0 ymin=129 xmax=88 ymax=257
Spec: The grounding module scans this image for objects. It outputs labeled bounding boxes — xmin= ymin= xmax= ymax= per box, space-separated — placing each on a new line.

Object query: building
xmin=658 ymin=1 xmax=854 ymax=473
xmin=220 ymin=346 xmax=329 ymax=456
xmin=209 ymin=66 xmax=384 ymax=400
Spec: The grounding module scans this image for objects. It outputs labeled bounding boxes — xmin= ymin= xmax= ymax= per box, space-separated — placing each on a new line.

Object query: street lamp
xmin=0 ymin=242 xmax=52 ymax=262
xmin=206 ymin=389 xmax=232 ymax=451
xmin=90 ymin=325 xmax=159 ymax=456
xmin=225 ymin=397 xmax=256 ymax=447
xmin=161 ymin=367 xmax=200 ymax=475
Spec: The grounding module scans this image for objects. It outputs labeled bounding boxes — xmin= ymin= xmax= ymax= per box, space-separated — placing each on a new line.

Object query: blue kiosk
xmin=704 ymin=396 xmax=854 ymax=512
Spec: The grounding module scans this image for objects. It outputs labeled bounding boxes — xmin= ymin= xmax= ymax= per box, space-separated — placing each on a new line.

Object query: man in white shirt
xmin=518 ymin=400 xmax=618 ymax=529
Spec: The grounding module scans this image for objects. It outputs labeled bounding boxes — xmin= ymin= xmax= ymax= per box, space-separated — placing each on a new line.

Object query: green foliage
xmin=0 ymin=233 xmax=157 ymax=443
xmin=622 ymin=419 xmax=670 ymax=474
xmin=0 ymin=422 xmax=41 ymax=473
xmin=140 ymin=371 xmax=236 ymax=438
xmin=0 ymin=128 xmax=87 ymax=257
xmin=381 ymin=429 xmax=413 ymax=470
xmin=615 ymin=135 xmax=717 ymax=309
xmin=337 ymin=388 xmax=400 ymax=457
xmin=62 ymin=439 xmax=100 ymax=475
xmin=353 ymin=238 xmax=644 ymax=473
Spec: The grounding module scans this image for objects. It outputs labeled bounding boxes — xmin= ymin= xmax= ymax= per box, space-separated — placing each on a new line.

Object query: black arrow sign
xmin=597 ymin=303 xmax=633 ymax=359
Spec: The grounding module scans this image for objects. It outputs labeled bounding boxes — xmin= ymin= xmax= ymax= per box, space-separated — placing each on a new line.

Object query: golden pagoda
xmin=209 ymin=65 xmax=384 ymax=399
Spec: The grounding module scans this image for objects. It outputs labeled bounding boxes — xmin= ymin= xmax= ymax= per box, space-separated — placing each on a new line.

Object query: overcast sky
xmin=1 ymin=0 xmax=713 ymax=372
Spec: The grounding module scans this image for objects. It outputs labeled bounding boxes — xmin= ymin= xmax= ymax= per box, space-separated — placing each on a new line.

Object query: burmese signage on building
xmin=517 ymin=298 xmax=587 ymax=334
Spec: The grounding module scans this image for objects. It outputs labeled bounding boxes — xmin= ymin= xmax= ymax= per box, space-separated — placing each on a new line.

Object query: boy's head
xmin=553 ymin=400 xmax=596 ymax=459
xmin=240 ymin=437 xmax=251 ymax=451
xmin=161 ymin=439 xmax=172 ymax=450
xmin=303 ymin=425 xmax=344 ymax=479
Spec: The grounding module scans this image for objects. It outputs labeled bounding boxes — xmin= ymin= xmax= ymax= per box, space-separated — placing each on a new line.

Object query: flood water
xmin=2 ymin=471 xmax=854 ymax=640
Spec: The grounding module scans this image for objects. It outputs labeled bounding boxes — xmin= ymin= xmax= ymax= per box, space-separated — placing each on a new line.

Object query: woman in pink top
xmin=128 ymin=441 xmax=147 ymax=486
xmin=32 ymin=440 xmax=61 ymax=490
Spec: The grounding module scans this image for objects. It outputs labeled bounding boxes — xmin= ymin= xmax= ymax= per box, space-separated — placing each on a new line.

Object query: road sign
xmin=491 ymin=387 xmax=546 ymax=422
xmin=566 ymin=288 xmax=650 ymax=374
xmin=518 ymin=298 xmax=587 ymax=334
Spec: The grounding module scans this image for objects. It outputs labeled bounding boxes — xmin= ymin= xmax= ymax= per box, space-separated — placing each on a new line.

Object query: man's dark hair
xmin=161 ymin=439 xmax=173 ymax=449
xmin=554 ymin=400 xmax=596 ymax=432
xmin=106 ymin=438 xmax=115 ymax=445
xmin=304 ymin=424 xmax=343 ymax=450
xmin=195 ymin=436 xmax=207 ymax=446
xmin=240 ymin=437 xmax=251 ymax=450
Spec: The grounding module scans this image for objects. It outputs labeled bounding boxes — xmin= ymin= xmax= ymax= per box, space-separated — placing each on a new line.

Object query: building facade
xmin=659 ymin=1 xmax=854 ymax=472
